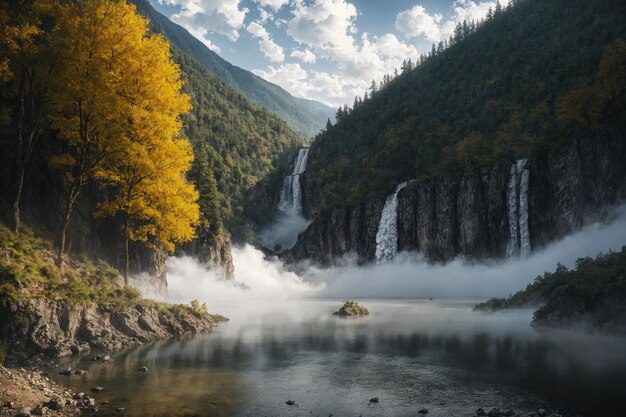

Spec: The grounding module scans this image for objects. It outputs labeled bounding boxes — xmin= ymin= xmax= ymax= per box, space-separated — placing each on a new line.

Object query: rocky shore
xmin=0 ymin=365 xmax=90 ymax=416
xmin=0 ymin=299 xmax=225 ymax=360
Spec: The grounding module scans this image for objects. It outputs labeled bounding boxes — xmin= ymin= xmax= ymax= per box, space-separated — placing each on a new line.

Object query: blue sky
xmin=150 ymin=1 xmax=509 ymax=107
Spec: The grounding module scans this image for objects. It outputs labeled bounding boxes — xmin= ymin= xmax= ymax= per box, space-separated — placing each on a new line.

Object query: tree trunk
xmin=56 ymin=179 xmax=81 ymax=268
xmin=123 ymin=213 xmax=130 ymax=286
xmin=56 ymin=209 xmax=71 ymax=267
xmin=12 ymin=164 xmax=25 ymax=235
xmin=12 ymin=66 xmax=42 ymax=236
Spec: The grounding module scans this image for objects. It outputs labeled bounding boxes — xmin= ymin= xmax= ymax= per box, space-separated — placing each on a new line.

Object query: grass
xmin=0 ymin=222 xmax=229 ymax=321
xmin=0 ymin=223 xmax=140 ymax=310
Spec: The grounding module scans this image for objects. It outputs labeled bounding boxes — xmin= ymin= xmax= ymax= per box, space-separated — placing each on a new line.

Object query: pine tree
xmin=370 ymin=79 xmax=378 ymax=95
xmin=495 ymin=1 xmax=503 ymax=16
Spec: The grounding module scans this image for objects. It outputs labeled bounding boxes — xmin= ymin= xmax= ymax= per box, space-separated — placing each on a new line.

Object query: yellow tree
xmin=46 ymin=0 xmax=173 ymax=267
xmin=87 ymin=4 xmax=197 ymax=284
xmin=96 ymin=136 xmax=199 ymax=284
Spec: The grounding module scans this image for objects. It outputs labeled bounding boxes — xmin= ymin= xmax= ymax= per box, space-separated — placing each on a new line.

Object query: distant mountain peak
xmin=130 ymin=0 xmax=334 ymax=138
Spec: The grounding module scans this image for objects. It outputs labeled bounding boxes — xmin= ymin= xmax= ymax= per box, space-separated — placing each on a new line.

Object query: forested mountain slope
xmin=173 ymin=49 xmax=303 ymax=238
xmin=305 ymin=0 xmax=626 ymax=209
xmin=0 ymin=0 xmax=303 ymax=281
xmin=283 ymin=0 xmax=626 ymax=265
xmin=131 ymin=0 xmax=332 ymax=138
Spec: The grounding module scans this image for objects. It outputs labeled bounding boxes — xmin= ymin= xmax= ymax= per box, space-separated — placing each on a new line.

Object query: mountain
xmin=0 ymin=0 xmax=305 ymax=280
xmin=172 ymin=49 xmax=304 ymax=238
xmin=130 ymin=0 xmax=333 ymax=139
xmin=281 ymin=0 xmax=626 ymax=264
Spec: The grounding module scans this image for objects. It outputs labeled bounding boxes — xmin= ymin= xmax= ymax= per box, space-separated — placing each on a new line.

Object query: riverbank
xmin=0 ymin=224 xmax=226 ymax=360
xmin=473 ymin=248 xmax=626 ymax=334
xmin=0 ymin=364 xmax=88 ymax=416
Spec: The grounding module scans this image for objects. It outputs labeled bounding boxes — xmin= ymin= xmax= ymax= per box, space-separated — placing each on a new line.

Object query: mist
xmin=305 ymin=207 xmax=626 ymax=299
xmin=134 ymin=206 xmax=626 ymax=303
xmin=256 ymin=209 xmax=311 ymax=252
xmin=162 ymin=245 xmax=321 ymax=302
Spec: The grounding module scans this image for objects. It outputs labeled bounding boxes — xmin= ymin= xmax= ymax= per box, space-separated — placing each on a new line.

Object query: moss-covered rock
xmin=333 ymin=300 xmax=369 ymax=317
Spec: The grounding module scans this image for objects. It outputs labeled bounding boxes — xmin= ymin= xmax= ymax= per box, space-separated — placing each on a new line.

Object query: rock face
xmin=0 ymin=299 xmax=218 ymax=358
xmin=283 ymin=199 xmax=386 ymax=265
xmin=185 ymin=229 xmax=235 ymax=280
xmin=287 ymin=136 xmax=626 ymax=265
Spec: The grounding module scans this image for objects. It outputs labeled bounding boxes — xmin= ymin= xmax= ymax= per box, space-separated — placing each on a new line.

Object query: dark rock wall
xmin=183 ymin=229 xmax=235 ymax=280
xmin=286 ymin=136 xmax=626 ymax=265
xmin=284 ymin=199 xmax=385 ymax=265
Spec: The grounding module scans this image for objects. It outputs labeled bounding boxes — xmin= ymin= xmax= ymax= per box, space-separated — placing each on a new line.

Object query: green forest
xmin=474 ymin=247 xmax=626 ymax=330
xmin=0 ymin=0 xmax=305 ymax=249
xmin=173 ymin=49 xmax=304 ymax=239
xmin=308 ymin=0 xmax=626 ymax=208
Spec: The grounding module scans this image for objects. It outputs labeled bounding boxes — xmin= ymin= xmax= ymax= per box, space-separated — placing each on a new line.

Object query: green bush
xmin=190 ymin=299 xmax=209 ymax=317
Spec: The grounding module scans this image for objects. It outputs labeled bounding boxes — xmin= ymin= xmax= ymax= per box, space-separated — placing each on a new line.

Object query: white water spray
xmin=259 ymin=148 xmax=312 ymax=251
xmin=134 ymin=245 xmax=321 ymax=302
xmin=310 ymin=206 xmax=626 ymax=299
xmin=279 ymin=148 xmax=309 ymax=215
xmin=375 ymin=182 xmax=408 ymax=263
xmin=506 ymin=159 xmax=531 ymax=258
xmin=134 ymin=206 xmax=626 ymax=302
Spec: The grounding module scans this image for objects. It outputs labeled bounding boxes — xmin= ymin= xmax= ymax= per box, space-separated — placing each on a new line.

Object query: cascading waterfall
xmin=279 ymin=148 xmax=309 ymax=214
xmin=506 ymin=159 xmax=531 ymax=258
xmin=375 ymin=182 xmax=408 ymax=263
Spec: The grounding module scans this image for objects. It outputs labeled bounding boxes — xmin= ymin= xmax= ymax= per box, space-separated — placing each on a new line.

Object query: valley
xmin=0 ymin=0 xmax=625 ymax=416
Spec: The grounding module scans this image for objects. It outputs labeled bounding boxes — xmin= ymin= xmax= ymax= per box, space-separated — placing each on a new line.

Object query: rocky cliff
xmin=0 ymin=299 xmax=221 ymax=358
xmin=285 ymin=136 xmax=626 ymax=265
xmin=183 ymin=229 xmax=235 ymax=280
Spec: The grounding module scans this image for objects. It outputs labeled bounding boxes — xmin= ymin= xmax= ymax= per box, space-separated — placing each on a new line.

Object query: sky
xmin=150 ymin=0 xmax=510 ymax=108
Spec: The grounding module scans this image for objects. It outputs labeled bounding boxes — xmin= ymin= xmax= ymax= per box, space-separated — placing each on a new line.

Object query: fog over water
xmin=153 ymin=206 xmax=626 ymax=303
xmin=255 ymin=210 xmax=311 ymax=252
xmin=116 ymin=208 xmax=626 ymax=417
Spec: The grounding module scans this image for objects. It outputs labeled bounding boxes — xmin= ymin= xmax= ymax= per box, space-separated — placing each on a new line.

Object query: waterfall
xmin=375 ymin=182 xmax=407 ymax=263
xmin=278 ymin=148 xmax=309 ymax=214
xmin=506 ymin=159 xmax=531 ymax=258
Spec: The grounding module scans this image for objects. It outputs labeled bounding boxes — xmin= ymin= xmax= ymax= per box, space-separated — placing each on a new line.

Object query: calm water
xmin=49 ymin=300 xmax=626 ymax=417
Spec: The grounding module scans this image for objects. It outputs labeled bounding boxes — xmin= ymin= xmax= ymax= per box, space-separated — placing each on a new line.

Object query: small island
xmin=332 ymin=300 xmax=370 ymax=317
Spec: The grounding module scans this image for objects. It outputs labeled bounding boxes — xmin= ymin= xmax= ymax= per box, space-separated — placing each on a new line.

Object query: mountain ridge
xmin=131 ymin=0 xmax=333 ymax=138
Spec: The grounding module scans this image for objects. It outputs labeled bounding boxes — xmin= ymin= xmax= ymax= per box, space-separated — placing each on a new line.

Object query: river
xmin=49 ymin=299 xmax=626 ymax=417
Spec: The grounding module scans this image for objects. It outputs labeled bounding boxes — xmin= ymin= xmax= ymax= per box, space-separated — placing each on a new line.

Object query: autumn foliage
xmin=2 ymin=0 xmax=199 ymax=283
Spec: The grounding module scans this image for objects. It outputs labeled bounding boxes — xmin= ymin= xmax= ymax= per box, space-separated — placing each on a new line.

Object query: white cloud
xmin=287 ymin=0 xmax=358 ymax=63
xmin=246 ymin=21 xmax=269 ymax=38
xmin=258 ymin=7 xmax=272 ymax=22
xmin=396 ymin=0 xmax=511 ymax=43
xmin=275 ymin=0 xmax=419 ymax=106
xmin=395 ymin=5 xmax=443 ymax=43
xmin=246 ymin=21 xmax=285 ymax=63
xmin=290 ymin=48 xmax=317 ymax=63
xmin=158 ymin=0 xmax=515 ymax=108
xmin=255 ymin=0 xmax=290 ymax=12
xmin=253 ymin=63 xmax=311 ymax=96
xmin=259 ymin=38 xmax=285 ymax=62
xmin=158 ymin=0 xmax=249 ymax=42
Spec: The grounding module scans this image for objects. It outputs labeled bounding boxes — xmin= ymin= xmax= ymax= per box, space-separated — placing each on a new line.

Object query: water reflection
xmin=50 ymin=300 xmax=626 ymax=417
